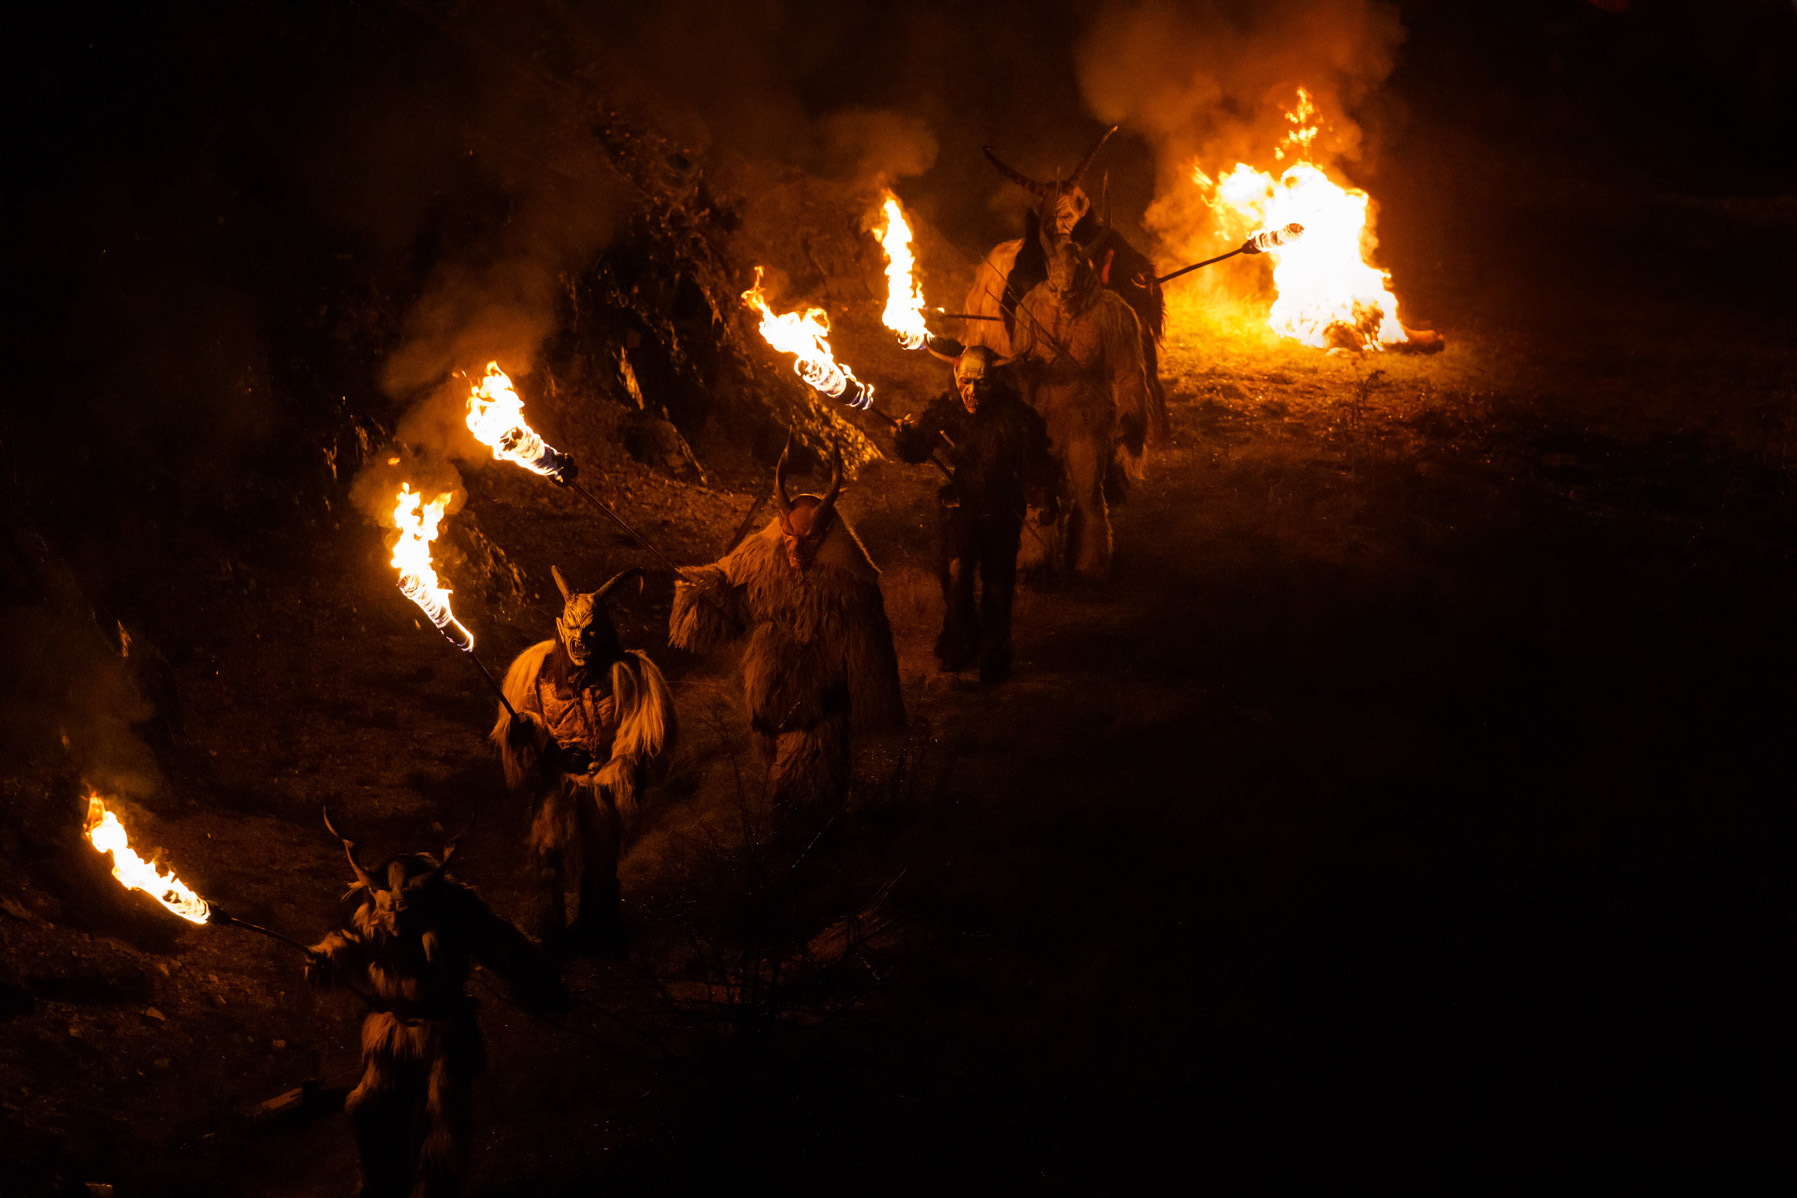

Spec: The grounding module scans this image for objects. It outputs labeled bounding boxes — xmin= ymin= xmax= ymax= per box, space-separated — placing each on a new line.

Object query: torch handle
xmin=1156 ymin=246 xmax=1246 ymax=285
xmin=210 ymin=908 xmax=379 ymax=1010
xmin=929 ymin=312 xmax=1004 ymax=322
xmin=561 ymin=474 xmax=731 ymax=616
xmin=461 ymin=647 xmax=519 ymax=722
xmin=565 ymin=479 xmax=687 ymax=578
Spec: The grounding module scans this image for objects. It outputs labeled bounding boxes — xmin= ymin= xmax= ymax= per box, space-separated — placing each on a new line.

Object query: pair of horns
xmin=983 ymin=125 xmax=1117 ymax=198
xmin=322 ymin=805 xmax=472 ymax=891
xmin=551 ymin=565 xmax=645 ymax=602
xmin=773 ymin=431 xmax=842 ymax=522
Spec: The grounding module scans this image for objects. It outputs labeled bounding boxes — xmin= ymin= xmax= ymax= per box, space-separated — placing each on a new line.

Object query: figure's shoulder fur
xmin=733 ymin=516 xmax=879 ymax=587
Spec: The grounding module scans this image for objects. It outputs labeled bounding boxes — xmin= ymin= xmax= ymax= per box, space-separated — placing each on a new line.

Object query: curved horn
xmin=551 ymin=566 xmax=573 ymax=602
xmin=322 ymin=804 xmax=376 ymax=893
xmin=596 ymin=567 xmax=645 ymax=600
xmin=982 ymin=146 xmax=1054 ymax=198
xmin=773 ymin=431 xmax=795 ymax=516
xmin=1066 ymin=125 xmax=1118 ymax=191
xmin=816 ymin=440 xmax=843 ymax=524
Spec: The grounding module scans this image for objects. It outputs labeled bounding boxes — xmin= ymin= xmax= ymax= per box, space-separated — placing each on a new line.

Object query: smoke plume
xmin=1075 ymin=0 xmax=1406 ymax=263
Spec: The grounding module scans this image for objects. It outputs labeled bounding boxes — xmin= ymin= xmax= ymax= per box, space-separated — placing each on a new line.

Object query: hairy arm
xmin=488 ymin=641 xmax=557 ymax=791
xmin=305 ymin=924 xmax=370 ymax=991
xmin=845 ymin=584 xmax=906 ymax=734
xmin=596 ymin=652 xmax=679 ymax=820
xmin=457 ymin=885 xmax=566 ymax=1015
xmin=669 ymin=560 xmax=746 ymax=652
xmin=1103 ymin=298 xmax=1150 ymax=450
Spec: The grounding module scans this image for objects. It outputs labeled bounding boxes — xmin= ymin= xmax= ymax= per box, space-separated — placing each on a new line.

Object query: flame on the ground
xmin=875 ymin=192 xmax=928 ymax=350
xmin=741 ymin=267 xmax=873 ymax=408
xmin=84 ymin=792 xmax=210 ymax=924
xmin=465 ymin=362 xmax=569 ymax=479
xmin=391 ymin=483 xmax=474 ymax=650
xmin=1194 ymin=89 xmax=1407 ymax=351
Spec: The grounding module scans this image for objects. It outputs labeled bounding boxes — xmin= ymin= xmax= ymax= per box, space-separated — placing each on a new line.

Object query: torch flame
xmin=741 ymin=267 xmax=873 ymax=409
xmin=464 ymin=362 xmax=570 ymax=480
xmin=875 ymin=192 xmax=929 ymax=351
xmin=1194 ymin=89 xmax=1409 ymax=352
xmin=84 ymin=792 xmax=210 ymax=924
xmin=391 ymin=483 xmax=474 ymax=651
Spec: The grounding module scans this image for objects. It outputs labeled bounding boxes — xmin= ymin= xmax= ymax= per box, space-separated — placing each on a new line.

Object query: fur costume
xmin=669 ymin=466 xmax=903 ymax=808
xmin=1011 ymin=268 xmax=1149 ymax=583
xmin=307 ymin=826 xmax=563 ymax=1198
xmin=962 ymin=126 xmax=1168 ymax=442
xmin=489 ymin=568 xmax=676 ymax=945
xmin=893 ymin=353 xmax=1057 ymax=680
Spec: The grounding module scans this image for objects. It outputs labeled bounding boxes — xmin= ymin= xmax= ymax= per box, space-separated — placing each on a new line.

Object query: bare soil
xmin=6 ymin=169 xmax=1797 ymax=1193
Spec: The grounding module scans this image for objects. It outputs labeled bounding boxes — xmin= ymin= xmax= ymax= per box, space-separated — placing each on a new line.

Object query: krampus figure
xmin=489 ymin=566 xmax=676 ymax=947
xmin=669 ymin=440 xmax=904 ymax=808
xmin=962 ymin=125 xmax=1168 ymax=443
xmin=307 ymin=811 xmax=564 ymax=1198
xmin=1010 ymin=191 xmax=1151 ymax=583
xmin=894 ymin=346 xmax=1057 ymax=682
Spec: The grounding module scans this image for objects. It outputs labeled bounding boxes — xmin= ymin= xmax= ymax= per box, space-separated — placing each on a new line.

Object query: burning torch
xmin=82 ymin=791 xmax=376 ymax=1007
xmin=390 ymin=483 xmax=518 ymax=721
xmin=463 ymin=362 xmax=694 ymax=579
xmin=1156 ymin=223 xmax=1305 ymax=284
xmin=874 ymin=192 xmax=967 ymax=360
xmin=741 ymin=268 xmax=876 ymax=410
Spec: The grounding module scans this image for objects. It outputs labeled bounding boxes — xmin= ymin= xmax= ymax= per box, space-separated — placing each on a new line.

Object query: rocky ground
xmin=6 ymin=161 xmax=1797 ymax=1193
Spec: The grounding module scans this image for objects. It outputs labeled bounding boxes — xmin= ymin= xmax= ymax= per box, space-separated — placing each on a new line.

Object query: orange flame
xmin=84 ymin=792 xmax=209 ymax=924
xmin=391 ymin=483 xmax=473 ymax=650
xmin=875 ymin=192 xmax=928 ymax=350
xmin=741 ymin=267 xmax=873 ymax=408
xmin=464 ymin=362 xmax=568 ymax=479
xmin=1194 ymin=89 xmax=1408 ymax=352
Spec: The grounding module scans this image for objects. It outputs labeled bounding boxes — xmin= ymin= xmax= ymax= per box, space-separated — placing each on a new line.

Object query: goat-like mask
xmin=1038 ymin=185 xmax=1107 ymax=309
xmin=551 ymin=565 xmax=643 ymax=668
xmin=773 ymin=435 xmax=843 ymax=571
xmin=322 ymin=806 xmax=471 ymax=940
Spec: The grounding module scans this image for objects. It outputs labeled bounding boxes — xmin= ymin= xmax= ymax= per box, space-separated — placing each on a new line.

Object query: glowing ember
xmin=1194 ymin=89 xmax=1408 ymax=351
xmin=391 ymin=483 xmax=473 ymax=650
xmin=741 ymin=267 xmax=873 ymax=409
xmin=84 ymin=792 xmax=209 ymax=924
xmin=875 ymin=192 xmax=928 ymax=351
xmin=465 ymin=362 xmax=571 ymax=481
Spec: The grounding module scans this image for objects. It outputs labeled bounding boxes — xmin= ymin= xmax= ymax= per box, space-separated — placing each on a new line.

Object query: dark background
xmin=5 ymin=1 xmax=1797 ymax=1191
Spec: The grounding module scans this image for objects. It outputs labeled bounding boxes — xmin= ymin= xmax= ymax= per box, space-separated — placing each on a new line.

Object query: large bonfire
xmin=1189 ymin=88 xmax=1410 ymax=352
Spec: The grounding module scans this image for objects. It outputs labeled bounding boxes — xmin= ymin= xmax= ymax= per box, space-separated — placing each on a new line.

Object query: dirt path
xmin=13 ymin=294 xmax=1797 ymax=1191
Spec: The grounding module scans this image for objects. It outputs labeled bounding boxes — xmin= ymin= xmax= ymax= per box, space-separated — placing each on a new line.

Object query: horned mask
xmin=552 ymin=565 xmax=643 ymax=668
xmin=983 ymin=125 xmax=1116 ymax=236
xmin=1038 ymin=182 xmax=1109 ymax=309
xmin=773 ymin=435 xmax=843 ymax=571
xmin=323 ymin=805 xmax=471 ymax=940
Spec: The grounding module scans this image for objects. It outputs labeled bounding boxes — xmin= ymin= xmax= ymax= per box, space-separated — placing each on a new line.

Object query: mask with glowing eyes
xmin=550 ymin=565 xmax=643 ymax=668
xmin=773 ymin=435 xmax=843 ymax=571
xmin=954 ymin=347 xmax=997 ymax=414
